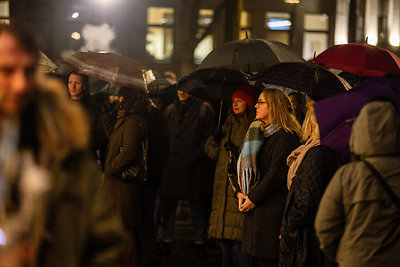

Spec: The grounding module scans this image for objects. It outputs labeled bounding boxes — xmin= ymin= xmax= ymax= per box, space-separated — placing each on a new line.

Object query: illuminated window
xmin=0 ymin=1 xmax=9 ymax=24
xmin=265 ymin=12 xmax=291 ymax=45
xmin=240 ymin=10 xmax=252 ymax=39
xmin=303 ymin=14 xmax=329 ymax=60
xmin=146 ymin=7 xmax=174 ymax=61
xmin=194 ymin=9 xmax=214 ymax=64
xmin=198 ymin=9 xmax=213 ymax=26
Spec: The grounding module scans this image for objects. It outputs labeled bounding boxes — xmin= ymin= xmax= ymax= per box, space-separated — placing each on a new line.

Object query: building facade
xmin=7 ymin=0 xmax=400 ymax=76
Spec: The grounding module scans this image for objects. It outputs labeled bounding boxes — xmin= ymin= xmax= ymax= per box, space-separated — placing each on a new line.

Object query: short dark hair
xmin=67 ymin=71 xmax=89 ymax=91
xmin=0 ymin=20 xmax=39 ymax=60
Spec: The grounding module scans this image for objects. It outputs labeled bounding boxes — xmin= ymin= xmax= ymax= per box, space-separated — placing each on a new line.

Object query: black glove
xmin=213 ymin=127 xmax=223 ymax=143
xmin=225 ymin=141 xmax=239 ymax=175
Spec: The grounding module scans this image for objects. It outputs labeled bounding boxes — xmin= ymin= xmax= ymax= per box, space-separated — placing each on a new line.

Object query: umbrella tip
xmin=312 ymin=51 xmax=316 ymax=61
xmin=245 ymin=31 xmax=249 ymax=39
xmin=365 ymin=36 xmax=368 ymax=43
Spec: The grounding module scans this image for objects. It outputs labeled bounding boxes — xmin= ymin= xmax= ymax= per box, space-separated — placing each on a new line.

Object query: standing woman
xmin=101 ymin=87 xmax=149 ymax=267
xmin=238 ymin=88 xmax=301 ymax=267
xmin=279 ymin=100 xmax=344 ymax=267
xmin=205 ymin=86 xmax=255 ymax=267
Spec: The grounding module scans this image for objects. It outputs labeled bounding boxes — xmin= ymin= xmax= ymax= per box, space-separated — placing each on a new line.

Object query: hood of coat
xmin=350 ymin=101 xmax=400 ymax=157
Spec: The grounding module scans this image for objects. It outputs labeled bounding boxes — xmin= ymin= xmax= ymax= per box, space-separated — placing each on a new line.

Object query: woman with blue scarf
xmin=238 ymin=88 xmax=301 ymax=267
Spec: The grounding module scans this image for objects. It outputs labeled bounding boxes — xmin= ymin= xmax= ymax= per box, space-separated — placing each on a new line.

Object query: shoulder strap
xmin=362 ymin=159 xmax=400 ymax=212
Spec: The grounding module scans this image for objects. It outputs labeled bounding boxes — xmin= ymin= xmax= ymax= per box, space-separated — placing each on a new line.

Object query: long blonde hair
xmin=301 ymin=106 xmax=320 ymax=142
xmin=262 ymin=88 xmax=302 ymax=139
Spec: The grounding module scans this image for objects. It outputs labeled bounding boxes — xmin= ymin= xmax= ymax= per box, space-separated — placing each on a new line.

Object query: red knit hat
xmin=231 ymin=85 xmax=255 ymax=107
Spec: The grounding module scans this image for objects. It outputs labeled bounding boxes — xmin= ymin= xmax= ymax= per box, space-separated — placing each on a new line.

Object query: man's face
xmin=177 ymin=90 xmax=191 ymax=102
xmin=68 ymin=73 xmax=86 ymax=100
xmin=0 ymin=33 xmax=36 ymax=117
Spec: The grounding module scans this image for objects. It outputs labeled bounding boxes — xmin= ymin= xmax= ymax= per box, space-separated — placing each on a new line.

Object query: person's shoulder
xmin=164 ymin=102 xmax=176 ymax=115
xmin=127 ymin=113 xmax=147 ymax=126
xmin=276 ymin=128 xmax=300 ymax=142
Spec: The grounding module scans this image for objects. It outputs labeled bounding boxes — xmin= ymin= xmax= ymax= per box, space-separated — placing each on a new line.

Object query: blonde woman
xmin=279 ymin=98 xmax=345 ymax=267
xmin=237 ymin=88 xmax=301 ymax=267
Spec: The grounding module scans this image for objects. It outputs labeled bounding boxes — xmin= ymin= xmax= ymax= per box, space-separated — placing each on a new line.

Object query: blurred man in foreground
xmin=0 ymin=21 xmax=125 ymax=266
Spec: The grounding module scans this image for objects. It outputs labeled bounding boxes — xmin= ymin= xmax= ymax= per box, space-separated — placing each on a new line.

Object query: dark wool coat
xmin=205 ymin=112 xmax=252 ymax=241
xmin=279 ymin=145 xmax=343 ymax=267
xmin=242 ymin=129 xmax=300 ymax=260
xmin=75 ymin=94 xmax=107 ymax=165
xmin=160 ymin=98 xmax=215 ymax=201
xmin=103 ymin=112 xmax=147 ymax=228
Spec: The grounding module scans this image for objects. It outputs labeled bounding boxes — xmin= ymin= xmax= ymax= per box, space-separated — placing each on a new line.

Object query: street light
xmin=71 ymin=32 xmax=81 ymax=40
xmin=72 ymin=12 xmax=79 ymax=19
xmin=96 ymin=0 xmax=114 ymax=5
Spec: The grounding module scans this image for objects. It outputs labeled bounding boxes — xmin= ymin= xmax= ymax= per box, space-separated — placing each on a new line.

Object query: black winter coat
xmin=279 ymin=145 xmax=343 ymax=267
xmin=242 ymin=129 xmax=300 ymax=260
xmin=75 ymin=94 xmax=107 ymax=166
xmin=160 ymin=98 xmax=215 ymax=201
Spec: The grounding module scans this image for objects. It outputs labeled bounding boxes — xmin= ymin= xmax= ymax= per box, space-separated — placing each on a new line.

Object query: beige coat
xmin=205 ymin=112 xmax=252 ymax=241
xmin=315 ymin=101 xmax=400 ymax=267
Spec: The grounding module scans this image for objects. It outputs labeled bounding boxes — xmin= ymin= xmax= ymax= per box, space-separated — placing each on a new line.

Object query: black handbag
xmin=120 ymin=140 xmax=148 ymax=184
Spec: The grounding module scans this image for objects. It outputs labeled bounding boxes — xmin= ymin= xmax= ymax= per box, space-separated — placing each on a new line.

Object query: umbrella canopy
xmin=199 ymin=39 xmax=304 ymax=73
xmin=250 ymin=62 xmax=351 ymax=100
xmin=314 ymin=77 xmax=400 ymax=156
xmin=314 ymin=43 xmax=400 ymax=77
xmin=178 ymin=68 xmax=251 ymax=101
xmin=38 ymin=51 xmax=57 ymax=73
xmin=61 ymin=51 xmax=154 ymax=92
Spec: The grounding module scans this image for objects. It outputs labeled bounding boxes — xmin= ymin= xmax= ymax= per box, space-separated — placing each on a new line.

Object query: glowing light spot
xmin=0 ymin=228 xmax=6 ymax=245
xmin=71 ymin=32 xmax=81 ymax=40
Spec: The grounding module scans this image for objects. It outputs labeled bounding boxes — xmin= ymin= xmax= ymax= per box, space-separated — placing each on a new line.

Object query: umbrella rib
xmin=63 ymin=56 xmax=147 ymax=89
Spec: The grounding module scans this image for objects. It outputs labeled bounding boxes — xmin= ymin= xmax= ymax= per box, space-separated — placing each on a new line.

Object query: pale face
xmin=177 ymin=90 xmax=191 ymax=102
xmin=232 ymin=98 xmax=247 ymax=115
xmin=68 ymin=73 xmax=86 ymax=100
xmin=255 ymin=93 xmax=269 ymax=123
xmin=0 ymin=33 xmax=36 ymax=117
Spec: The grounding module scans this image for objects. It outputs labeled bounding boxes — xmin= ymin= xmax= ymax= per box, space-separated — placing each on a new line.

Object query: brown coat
xmin=18 ymin=77 xmax=125 ymax=267
xmin=205 ymin=112 xmax=252 ymax=241
xmin=103 ymin=113 xmax=147 ymax=228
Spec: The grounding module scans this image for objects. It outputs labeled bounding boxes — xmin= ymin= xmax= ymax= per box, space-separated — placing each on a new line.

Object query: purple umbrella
xmin=314 ymin=77 xmax=400 ymax=156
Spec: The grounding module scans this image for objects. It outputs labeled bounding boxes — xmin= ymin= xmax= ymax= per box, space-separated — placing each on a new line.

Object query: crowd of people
xmin=1 ymin=20 xmax=400 ymax=267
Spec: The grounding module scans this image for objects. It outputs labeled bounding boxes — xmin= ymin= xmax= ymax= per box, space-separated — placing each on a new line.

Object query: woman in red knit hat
xmin=204 ymin=84 xmax=256 ymax=267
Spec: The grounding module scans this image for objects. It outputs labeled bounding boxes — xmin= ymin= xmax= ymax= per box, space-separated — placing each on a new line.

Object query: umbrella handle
xmin=217 ymin=76 xmax=227 ymax=129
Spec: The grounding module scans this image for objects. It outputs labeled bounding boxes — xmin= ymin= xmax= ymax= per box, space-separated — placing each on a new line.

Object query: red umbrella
xmin=314 ymin=43 xmax=400 ymax=77
xmin=62 ymin=52 xmax=154 ymax=92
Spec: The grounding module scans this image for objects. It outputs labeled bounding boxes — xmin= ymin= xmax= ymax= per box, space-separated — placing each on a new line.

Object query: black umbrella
xmin=178 ymin=68 xmax=254 ymax=128
xmin=199 ymin=39 xmax=304 ymax=73
xmin=178 ymin=68 xmax=250 ymax=100
xmin=250 ymin=62 xmax=352 ymax=101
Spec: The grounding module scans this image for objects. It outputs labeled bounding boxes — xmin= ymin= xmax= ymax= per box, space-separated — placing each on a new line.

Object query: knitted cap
xmin=231 ymin=85 xmax=255 ymax=107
